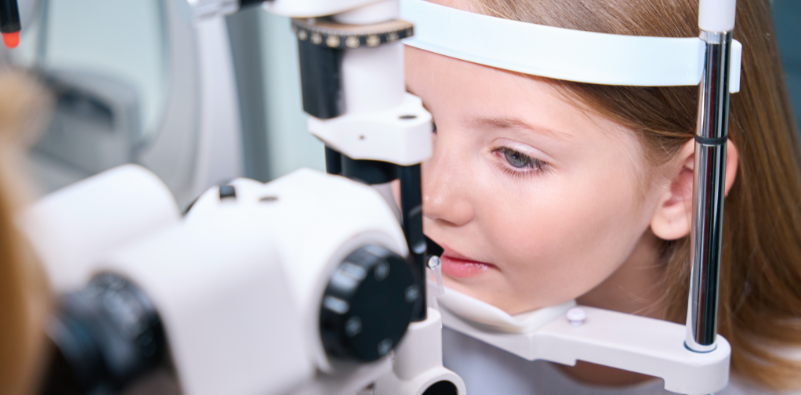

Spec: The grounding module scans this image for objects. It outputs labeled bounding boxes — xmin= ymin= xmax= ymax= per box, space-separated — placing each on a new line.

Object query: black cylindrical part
xmin=398 ymin=164 xmax=427 ymax=322
xmin=239 ymin=0 xmax=270 ymax=9
xmin=297 ymin=36 xmax=344 ymax=119
xmin=0 ymin=0 xmax=21 ymax=33
xmin=325 ymin=146 xmax=343 ymax=175
xmin=41 ymin=274 xmax=166 ymax=395
xmin=341 ymin=157 xmax=397 ymax=185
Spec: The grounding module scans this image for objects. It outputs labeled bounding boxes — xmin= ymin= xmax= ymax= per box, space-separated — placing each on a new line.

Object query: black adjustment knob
xmin=319 ymin=245 xmax=417 ymax=362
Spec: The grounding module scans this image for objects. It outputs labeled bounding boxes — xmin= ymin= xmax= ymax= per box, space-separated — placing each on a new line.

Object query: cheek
xmin=480 ymin=164 xmax=649 ymax=300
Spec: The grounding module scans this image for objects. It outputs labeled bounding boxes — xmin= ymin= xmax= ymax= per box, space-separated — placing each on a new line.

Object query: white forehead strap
xmin=400 ymin=0 xmax=742 ymax=93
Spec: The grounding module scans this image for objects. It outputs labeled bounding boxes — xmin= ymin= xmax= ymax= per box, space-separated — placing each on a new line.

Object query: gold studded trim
xmin=292 ymin=18 xmax=414 ymax=50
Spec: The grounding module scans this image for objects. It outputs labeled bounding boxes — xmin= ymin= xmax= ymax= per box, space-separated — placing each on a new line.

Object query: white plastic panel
xmin=699 ymin=0 xmax=737 ymax=32
xmin=308 ymin=94 xmax=432 ymax=166
xmin=103 ymin=209 xmax=313 ymax=395
xmin=263 ymin=0 xmax=387 ymax=18
xmin=440 ymin=304 xmax=731 ymax=395
xmin=185 ymin=169 xmax=409 ymax=373
xmin=401 ymin=0 xmax=743 ymax=93
xmin=730 ymin=39 xmax=742 ymax=93
xmin=19 ymin=164 xmax=180 ymax=293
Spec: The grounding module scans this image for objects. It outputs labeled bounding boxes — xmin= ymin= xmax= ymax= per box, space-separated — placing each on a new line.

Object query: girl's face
xmin=406 ymin=46 xmax=667 ymax=315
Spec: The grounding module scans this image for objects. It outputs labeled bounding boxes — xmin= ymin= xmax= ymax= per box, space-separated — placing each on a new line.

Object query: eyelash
xmin=430 ymin=122 xmax=548 ymax=177
xmin=491 ymin=146 xmax=549 ymax=177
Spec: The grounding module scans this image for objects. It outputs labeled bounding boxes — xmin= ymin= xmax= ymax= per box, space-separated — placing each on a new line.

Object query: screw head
xmin=374 ymin=262 xmax=389 ymax=281
xmin=377 ymin=339 xmax=392 ymax=356
xmin=428 ymin=255 xmax=441 ymax=270
xmin=345 ymin=317 xmax=362 ymax=337
xmin=405 ymin=285 xmax=419 ymax=303
xmin=566 ymin=307 xmax=587 ymax=327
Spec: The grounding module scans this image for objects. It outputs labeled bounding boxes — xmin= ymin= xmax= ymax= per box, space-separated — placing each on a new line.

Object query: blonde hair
xmin=0 ymin=69 xmax=51 ymax=395
xmin=471 ymin=0 xmax=801 ymax=390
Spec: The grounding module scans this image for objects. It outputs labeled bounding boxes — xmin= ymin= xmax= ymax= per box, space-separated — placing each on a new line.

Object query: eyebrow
xmin=466 ymin=116 xmax=573 ymax=140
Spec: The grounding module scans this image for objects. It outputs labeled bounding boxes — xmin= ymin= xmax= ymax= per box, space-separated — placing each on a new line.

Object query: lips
xmin=439 ymin=245 xmax=497 ymax=278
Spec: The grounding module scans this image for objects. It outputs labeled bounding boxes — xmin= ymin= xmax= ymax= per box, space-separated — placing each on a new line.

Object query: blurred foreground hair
xmin=0 ymin=69 xmax=51 ymax=395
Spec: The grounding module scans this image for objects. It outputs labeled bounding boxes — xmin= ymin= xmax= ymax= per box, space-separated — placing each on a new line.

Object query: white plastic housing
xmin=29 ymin=166 xmax=412 ymax=395
xmin=699 ymin=0 xmax=737 ymax=32
xmin=102 ymin=207 xmax=313 ymax=395
xmin=332 ymin=0 xmax=399 ymax=24
xmin=343 ymin=43 xmax=405 ymax=114
xmin=263 ymin=0 xmax=388 ymax=18
xmin=440 ymin=305 xmax=731 ymax=395
xmin=307 ymin=38 xmax=434 ymax=166
xmin=308 ymin=94 xmax=433 ymax=165
xmin=19 ymin=164 xmax=180 ymax=294
xmin=185 ymin=169 xmax=410 ymax=374
xmin=374 ymin=308 xmax=467 ymax=395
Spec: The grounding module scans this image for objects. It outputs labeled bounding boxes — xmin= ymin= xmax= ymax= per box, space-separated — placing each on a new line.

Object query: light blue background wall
xmin=772 ymin=0 xmax=801 ymax=133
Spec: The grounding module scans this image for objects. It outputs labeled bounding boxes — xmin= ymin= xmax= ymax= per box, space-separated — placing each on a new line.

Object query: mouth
xmin=438 ymin=244 xmax=498 ymax=278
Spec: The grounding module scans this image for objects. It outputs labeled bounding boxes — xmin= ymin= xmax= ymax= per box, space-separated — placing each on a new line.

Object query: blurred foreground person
xmin=0 ymin=69 xmax=51 ymax=395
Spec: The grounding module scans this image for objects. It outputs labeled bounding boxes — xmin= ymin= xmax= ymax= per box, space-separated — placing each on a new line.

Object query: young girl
xmin=405 ymin=0 xmax=801 ymax=393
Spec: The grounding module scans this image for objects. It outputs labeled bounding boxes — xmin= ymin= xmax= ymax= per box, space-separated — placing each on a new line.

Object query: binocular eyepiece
xmin=41 ymin=274 xmax=165 ymax=395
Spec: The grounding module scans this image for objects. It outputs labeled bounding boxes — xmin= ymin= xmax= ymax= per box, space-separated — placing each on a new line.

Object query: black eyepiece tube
xmin=40 ymin=274 xmax=166 ymax=395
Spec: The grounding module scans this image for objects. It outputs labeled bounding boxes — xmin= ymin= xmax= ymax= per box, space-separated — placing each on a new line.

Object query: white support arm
xmin=440 ymin=306 xmax=730 ymax=395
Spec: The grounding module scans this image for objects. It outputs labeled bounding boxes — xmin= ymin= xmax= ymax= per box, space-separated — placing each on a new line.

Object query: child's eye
xmin=493 ymin=147 xmax=548 ymax=172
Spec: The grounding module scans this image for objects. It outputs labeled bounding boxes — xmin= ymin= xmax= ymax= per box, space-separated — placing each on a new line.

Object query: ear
xmin=650 ymin=139 xmax=739 ymax=241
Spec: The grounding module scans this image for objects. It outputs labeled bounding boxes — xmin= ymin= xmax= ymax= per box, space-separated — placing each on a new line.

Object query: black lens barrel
xmin=41 ymin=274 xmax=165 ymax=395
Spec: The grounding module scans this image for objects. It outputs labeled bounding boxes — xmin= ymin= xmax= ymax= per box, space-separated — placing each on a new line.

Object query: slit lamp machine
xmin=8 ymin=0 xmax=743 ymax=394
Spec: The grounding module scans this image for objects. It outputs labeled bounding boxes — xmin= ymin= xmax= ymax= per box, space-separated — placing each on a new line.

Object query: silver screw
xmin=428 ymin=255 xmax=441 ymax=270
xmin=405 ymin=285 xmax=419 ymax=303
xmin=377 ymin=338 xmax=392 ymax=356
xmin=567 ymin=307 xmax=587 ymax=327
xmin=345 ymin=317 xmax=362 ymax=337
xmin=374 ymin=262 xmax=389 ymax=281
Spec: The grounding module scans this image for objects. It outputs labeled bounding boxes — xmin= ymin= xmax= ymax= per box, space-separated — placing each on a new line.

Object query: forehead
xmin=430 ymin=0 xmax=476 ymax=10
xmin=404 ymin=47 xmax=584 ymax=138
xmin=404 ymin=44 xmax=646 ymax=172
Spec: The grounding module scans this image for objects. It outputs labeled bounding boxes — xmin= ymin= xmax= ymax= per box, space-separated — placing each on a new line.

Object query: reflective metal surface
xmin=686 ymin=30 xmax=733 ymax=353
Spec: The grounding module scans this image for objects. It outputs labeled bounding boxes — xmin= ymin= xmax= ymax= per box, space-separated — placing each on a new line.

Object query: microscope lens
xmin=40 ymin=274 xmax=165 ymax=395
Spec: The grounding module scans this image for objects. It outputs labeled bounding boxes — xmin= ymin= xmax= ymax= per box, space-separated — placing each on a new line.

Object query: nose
xmin=422 ymin=135 xmax=475 ymax=227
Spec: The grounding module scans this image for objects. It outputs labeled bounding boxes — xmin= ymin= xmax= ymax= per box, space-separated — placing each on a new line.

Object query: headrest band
xmin=400 ymin=0 xmax=741 ymax=93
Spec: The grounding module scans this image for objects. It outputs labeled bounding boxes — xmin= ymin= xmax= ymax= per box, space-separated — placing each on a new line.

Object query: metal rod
xmin=686 ymin=30 xmax=733 ymax=353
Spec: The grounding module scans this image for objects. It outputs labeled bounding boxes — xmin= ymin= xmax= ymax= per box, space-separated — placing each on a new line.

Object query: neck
xmin=555 ymin=229 xmax=667 ymax=387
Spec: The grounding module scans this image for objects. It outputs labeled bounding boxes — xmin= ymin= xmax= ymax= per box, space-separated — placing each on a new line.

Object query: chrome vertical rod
xmin=686 ymin=30 xmax=733 ymax=353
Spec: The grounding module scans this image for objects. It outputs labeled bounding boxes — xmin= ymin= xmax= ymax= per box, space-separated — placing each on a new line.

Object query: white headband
xmin=400 ymin=0 xmax=742 ymax=93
